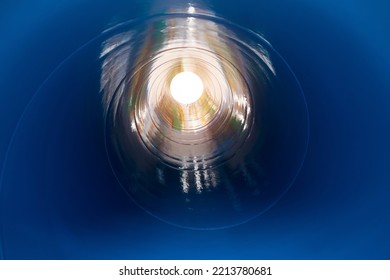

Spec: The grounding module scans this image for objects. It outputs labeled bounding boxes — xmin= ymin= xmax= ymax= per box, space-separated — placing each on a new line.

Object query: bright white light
xmin=170 ymin=72 xmax=204 ymax=104
xmin=188 ymin=6 xmax=195 ymax=13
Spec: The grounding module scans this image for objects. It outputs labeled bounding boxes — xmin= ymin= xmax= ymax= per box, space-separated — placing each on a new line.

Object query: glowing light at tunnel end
xmin=170 ymin=71 xmax=204 ymax=104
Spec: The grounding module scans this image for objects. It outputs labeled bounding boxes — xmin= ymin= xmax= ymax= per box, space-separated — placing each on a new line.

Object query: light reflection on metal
xmin=101 ymin=9 xmax=257 ymax=192
xmin=100 ymin=4 xmax=308 ymax=229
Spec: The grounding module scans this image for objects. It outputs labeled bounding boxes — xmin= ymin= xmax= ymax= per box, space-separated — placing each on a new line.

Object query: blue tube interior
xmin=0 ymin=0 xmax=389 ymax=259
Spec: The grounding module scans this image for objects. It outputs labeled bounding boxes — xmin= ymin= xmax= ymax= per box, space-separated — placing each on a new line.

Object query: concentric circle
xmin=101 ymin=10 xmax=309 ymax=229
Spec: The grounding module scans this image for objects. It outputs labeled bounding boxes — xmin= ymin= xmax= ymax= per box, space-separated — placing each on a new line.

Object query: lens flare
xmin=100 ymin=6 xmax=309 ymax=229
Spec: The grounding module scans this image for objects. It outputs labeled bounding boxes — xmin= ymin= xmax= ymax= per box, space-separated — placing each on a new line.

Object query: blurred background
xmin=0 ymin=0 xmax=389 ymax=259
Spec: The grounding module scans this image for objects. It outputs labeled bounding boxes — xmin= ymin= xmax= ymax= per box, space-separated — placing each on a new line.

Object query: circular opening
xmin=170 ymin=71 xmax=204 ymax=104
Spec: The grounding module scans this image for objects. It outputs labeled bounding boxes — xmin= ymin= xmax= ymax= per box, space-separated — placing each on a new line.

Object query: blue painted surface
xmin=0 ymin=0 xmax=389 ymax=259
